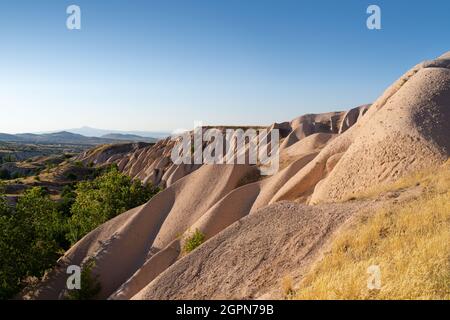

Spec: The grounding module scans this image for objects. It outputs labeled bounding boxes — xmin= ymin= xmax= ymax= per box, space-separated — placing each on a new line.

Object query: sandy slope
xmin=27 ymin=164 xmax=258 ymax=299
xmin=131 ymin=201 xmax=371 ymax=299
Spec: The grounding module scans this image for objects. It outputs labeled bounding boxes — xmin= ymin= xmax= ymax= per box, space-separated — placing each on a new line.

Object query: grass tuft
xmin=183 ymin=229 xmax=206 ymax=254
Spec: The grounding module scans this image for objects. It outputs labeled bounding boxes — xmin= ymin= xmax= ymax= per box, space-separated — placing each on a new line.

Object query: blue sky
xmin=0 ymin=0 xmax=449 ymax=134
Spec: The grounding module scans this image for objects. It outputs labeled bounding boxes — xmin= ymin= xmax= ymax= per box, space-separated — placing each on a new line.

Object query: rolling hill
xmin=0 ymin=131 xmax=158 ymax=145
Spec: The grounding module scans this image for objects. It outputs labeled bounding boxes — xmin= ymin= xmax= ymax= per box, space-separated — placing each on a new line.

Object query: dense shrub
xmin=66 ymin=173 xmax=77 ymax=181
xmin=183 ymin=229 xmax=206 ymax=253
xmin=65 ymin=259 xmax=101 ymax=300
xmin=73 ymin=161 xmax=84 ymax=168
xmin=0 ymin=187 xmax=66 ymax=299
xmin=0 ymin=166 xmax=159 ymax=299
xmin=11 ymin=172 xmax=21 ymax=179
xmin=67 ymin=166 xmax=160 ymax=245
xmin=2 ymin=154 xmax=15 ymax=163
xmin=58 ymin=184 xmax=77 ymax=218
xmin=0 ymin=169 xmax=10 ymax=180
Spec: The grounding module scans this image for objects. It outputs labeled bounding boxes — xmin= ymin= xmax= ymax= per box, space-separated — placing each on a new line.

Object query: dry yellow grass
xmin=281 ymin=276 xmax=295 ymax=299
xmin=295 ymin=160 xmax=450 ymax=300
xmin=342 ymin=160 xmax=450 ymax=201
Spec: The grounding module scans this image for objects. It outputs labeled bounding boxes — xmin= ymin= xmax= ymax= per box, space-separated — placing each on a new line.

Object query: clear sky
xmin=0 ymin=0 xmax=449 ymax=133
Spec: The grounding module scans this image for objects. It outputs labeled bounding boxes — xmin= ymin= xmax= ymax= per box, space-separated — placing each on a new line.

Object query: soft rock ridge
xmin=309 ymin=53 xmax=450 ymax=202
xmin=77 ymin=108 xmax=369 ymax=188
xmin=131 ymin=201 xmax=369 ymax=300
xmin=269 ymin=53 xmax=450 ymax=204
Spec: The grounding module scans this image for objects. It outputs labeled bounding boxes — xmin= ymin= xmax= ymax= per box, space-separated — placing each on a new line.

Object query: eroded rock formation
xmin=28 ymin=52 xmax=450 ymax=300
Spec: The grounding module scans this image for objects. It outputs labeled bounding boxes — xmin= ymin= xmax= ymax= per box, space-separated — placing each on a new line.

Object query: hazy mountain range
xmin=0 ymin=129 xmax=162 ymax=145
xmin=63 ymin=126 xmax=169 ymax=139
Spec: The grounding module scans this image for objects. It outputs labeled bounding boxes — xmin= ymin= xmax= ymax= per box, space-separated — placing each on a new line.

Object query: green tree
xmin=65 ymin=259 xmax=101 ymax=300
xmin=0 ymin=169 xmax=10 ymax=180
xmin=67 ymin=167 xmax=159 ymax=245
xmin=2 ymin=154 xmax=15 ymax=163
xmin=0 ymin=167 xmax=160 ymax=299
xmin=66 ymin=172 xmax=77 ymax=181
xmin=58 ymin=184 xmax=76 ymax=218
xmin=0 ymin=187 xmax=66 ymax=299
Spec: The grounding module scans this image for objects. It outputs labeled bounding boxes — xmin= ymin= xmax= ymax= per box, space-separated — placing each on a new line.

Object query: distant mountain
xmin=0 ymin=131 xmax=157 ymax=145
xmin=0 ymin=133 xmax=23 ymax=142
xmin=101 ymin=133 xmax=157 ymax=143
xmin=65 ymin=126 xmax=169 ymax=139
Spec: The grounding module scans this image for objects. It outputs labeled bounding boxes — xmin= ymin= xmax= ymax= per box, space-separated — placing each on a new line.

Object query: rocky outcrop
xmin=76 ymin=106 xmax=370 ymax=189
xmin=76 ymin=142 xmax=150 ymax=167
xmin=280 ymin=105 xmax=369 ymax=150
xmin=273 ymin=53 xmax=450 ymax=203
